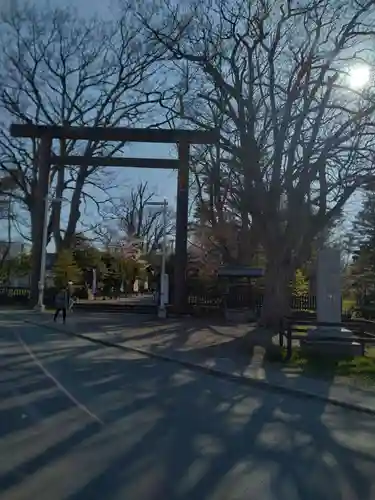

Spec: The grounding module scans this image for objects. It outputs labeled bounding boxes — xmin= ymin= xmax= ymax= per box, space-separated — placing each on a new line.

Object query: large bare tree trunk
xmin=61 ymin=171 xmax=85 ymax=250
xmin=260 ymin=255 xmax=294 ymax=330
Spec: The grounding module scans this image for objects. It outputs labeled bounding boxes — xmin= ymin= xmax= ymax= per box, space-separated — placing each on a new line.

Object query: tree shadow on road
xmin=35 ymin=313 xmax=248 ymax=353
xmin=75 ymin=354 xmax=375 ymax=500
xmin=0 ymin=322 xmax=374 ymax=500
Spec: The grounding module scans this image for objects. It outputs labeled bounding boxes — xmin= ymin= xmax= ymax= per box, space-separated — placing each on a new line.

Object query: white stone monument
xmin=305 ymin=247 xmax=362 ymax=356
xmin=317 ymin=247 xmax=342 ymax=325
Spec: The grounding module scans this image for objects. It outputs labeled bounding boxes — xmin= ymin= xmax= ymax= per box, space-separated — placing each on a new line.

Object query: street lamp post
xmin=146 ymin=199 xmax=168 ymax=318
xmin=36 ymin=195 xmax=65 ymax=311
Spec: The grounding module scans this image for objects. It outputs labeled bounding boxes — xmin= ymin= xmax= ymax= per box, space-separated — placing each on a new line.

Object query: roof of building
xmin=218 ymin=266 xmax=264 ymax=278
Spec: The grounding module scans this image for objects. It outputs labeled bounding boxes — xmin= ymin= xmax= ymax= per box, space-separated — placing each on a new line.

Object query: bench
xmin=279 ymin=318 xmax=375 ymax=360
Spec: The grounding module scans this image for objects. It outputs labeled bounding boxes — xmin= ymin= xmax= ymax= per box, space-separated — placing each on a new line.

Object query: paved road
xmin=1 ymin=319 xmax=375 ymax=500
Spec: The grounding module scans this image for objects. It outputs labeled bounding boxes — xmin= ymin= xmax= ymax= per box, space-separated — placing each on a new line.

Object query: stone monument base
xmin=301 ymin=326 xmax=364 ymax=358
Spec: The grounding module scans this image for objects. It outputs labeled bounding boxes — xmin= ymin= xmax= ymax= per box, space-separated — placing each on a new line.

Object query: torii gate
xmin=10 ymin=124 xmax=218 ymax=312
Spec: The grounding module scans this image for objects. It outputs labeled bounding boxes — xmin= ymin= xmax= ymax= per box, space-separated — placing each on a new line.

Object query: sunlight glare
xmin=348 ymin=65 xmax=371 ymax=90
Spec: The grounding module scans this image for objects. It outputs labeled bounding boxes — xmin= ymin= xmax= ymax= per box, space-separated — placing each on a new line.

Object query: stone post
xmin=316 ymin=247 xmax=341 ymax=324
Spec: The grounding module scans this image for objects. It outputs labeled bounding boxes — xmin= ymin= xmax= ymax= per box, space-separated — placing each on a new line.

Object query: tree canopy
xmin=138 ymin=0 xmax=375 ymax=325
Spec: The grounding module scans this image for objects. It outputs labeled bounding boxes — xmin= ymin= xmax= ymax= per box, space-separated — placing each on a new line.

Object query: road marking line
xmin=13 ymin=329 xmax=104 ymax=426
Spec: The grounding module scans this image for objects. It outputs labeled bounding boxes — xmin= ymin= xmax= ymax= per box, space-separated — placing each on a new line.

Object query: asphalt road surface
xmin=1 ymin=318 xmax=375 ymax=500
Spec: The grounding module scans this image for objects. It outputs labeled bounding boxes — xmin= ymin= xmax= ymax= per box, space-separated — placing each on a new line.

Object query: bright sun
xmin=348 ymin=65 xmax=371 ymax=90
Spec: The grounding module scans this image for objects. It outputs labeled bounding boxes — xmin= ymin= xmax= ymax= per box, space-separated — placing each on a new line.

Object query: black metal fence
xmin=291 ymin=295 xmax=317 ymax=310
xmin=0 ymin=285 xmax=337 ymax=317
xmin=0 ymin=287 xmax=31 ymax=305
xmin=186 ymin=284 xmax=318 ymax=312
xmin=0 ymin=286 xmax=58 ymax=307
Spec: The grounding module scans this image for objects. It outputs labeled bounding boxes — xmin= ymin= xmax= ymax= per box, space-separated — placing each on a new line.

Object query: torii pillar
xmin=174 ymin=141 xmax=190 ymax=313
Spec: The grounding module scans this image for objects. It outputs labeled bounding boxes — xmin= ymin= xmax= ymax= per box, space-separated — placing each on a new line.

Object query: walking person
xmin=53 ymin=286 xmax=68 ymax=324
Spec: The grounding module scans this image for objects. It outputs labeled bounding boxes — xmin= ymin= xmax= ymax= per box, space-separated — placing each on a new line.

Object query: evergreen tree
xmin=72 ymin=234 xmax=105 ymax=288
xmin=349 ymin=191 xmax=375 ymax=304
xmin=293 ymin=269 xmax=309 ymax=297
xmin=352 ymin=192 xmax=375 ymax=248
xmin=53 ymin=250 xmax=82 ymax=288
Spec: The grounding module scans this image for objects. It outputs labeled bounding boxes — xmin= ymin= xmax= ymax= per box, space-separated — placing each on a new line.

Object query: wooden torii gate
xmin=10 ymin=124 xmax=218 ymax=312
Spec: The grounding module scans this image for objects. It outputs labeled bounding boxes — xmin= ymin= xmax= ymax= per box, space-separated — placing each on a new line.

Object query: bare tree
xmin=140 ymin=0 xmax=375 ymax=326
xmin=191 ymin=148 xmax=262 ymax=266
xmin=0 ymin=1 xmax=170 ymax=300
xmin=96 ymin=181 xmax=175 ymax=253
xmin=0 ymin=172 xmax=19 ymax=272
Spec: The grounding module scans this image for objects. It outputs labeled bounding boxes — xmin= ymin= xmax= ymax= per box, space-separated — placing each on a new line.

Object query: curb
xmin=22 ymin=317 xmax=375 ymax=417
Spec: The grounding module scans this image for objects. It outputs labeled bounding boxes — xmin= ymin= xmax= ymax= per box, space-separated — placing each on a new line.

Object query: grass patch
xmin=264 ymin=344 xmax=375 ymax=385
xmin=289 ymin=324 xmax=314 ymax=335
xmin=342 ymin=298 xmax=356 ymax=311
